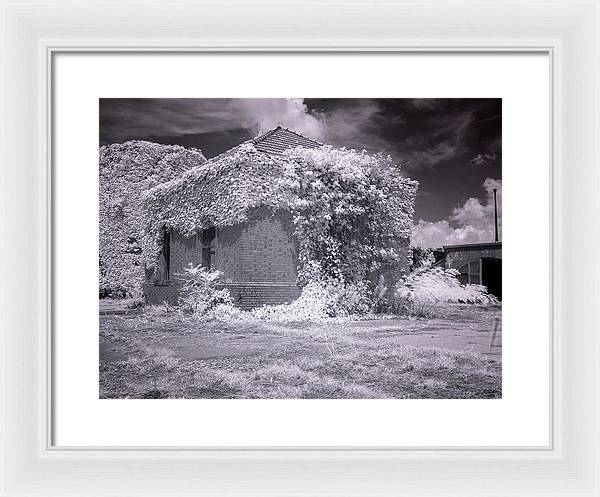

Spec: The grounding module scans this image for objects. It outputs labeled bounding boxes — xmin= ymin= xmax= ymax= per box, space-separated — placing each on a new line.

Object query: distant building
xmin=443 ymin=242 xmax=502 ymax=299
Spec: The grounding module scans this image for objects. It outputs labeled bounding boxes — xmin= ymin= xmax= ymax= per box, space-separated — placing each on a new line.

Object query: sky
xmin=99 ymin=98 xmax=502 ymax=248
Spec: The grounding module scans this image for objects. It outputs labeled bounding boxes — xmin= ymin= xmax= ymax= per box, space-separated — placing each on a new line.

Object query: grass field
xmin=99 ymin=304 xmax=501 ymax=399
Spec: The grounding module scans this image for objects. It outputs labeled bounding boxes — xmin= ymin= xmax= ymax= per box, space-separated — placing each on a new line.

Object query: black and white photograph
xmin=10 ymin=0 xmax=600 ymax=492
xmin=99 ymin=98 xmax=502 ymax=399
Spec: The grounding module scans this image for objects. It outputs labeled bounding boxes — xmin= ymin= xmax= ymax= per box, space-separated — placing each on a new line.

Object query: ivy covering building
xmin=141 ymin=126 xmax=418 ymax=308
xmin=99 ymin=141 xmax=207 ymax=297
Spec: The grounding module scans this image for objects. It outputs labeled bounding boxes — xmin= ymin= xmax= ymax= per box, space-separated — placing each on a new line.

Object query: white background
xmin=53 ymin=53 xmax=550 ymax=447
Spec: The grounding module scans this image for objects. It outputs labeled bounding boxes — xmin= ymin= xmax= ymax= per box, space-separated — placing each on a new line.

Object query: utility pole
xmin=493 ymin=188 xmax=499 ymax=242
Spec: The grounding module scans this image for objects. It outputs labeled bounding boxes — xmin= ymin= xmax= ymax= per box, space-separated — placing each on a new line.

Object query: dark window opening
xmin=458 ymin=257 xmax=502 ymax=300
xmin=201 ymin=227 xmax=216 ymax=269
xmin=161 ymin=229 xmax=171 ymax=280
xmin=202 ymin=226 xmax=216 ymax=245
xmin=481 ymin=257 xmax=502 ymax=300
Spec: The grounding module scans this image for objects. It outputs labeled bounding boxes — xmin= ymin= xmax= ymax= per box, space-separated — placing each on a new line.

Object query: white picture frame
xmin=1 ymin=0 xmax=598 ymax=495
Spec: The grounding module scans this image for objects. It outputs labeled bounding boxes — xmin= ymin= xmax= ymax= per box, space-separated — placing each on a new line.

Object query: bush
xmin=393 ymin=266 xmax=498 ymax=316
xmin=251 ymin=282 xmax=333 ymax=322
xmin=99 ymin=285 xmax=128 ymax=299
xmin=318 ymin=278 xmax=372 ymax=317
xmin=279 ymin=146 xmax=418 ymax=285
xmin=204 ymin=303 xmax=244 ymax=322
xmin=251 ymin=279 xmax=371 ymax=323
xmin=371 ymin=275 xmax=390 ymax=313
xmin=126 ymin=297 xmax=145 ymax=310
xmin=99 ymin=141 xmax=206 ymax=297
xmin=177 ymin=264 xmax=232 ymax=319
xmin=409 ymin=247 xmax=434 ymax=272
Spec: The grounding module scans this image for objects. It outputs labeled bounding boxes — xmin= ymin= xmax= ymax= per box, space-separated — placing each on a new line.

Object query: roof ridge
xmin=280 ymin=126 xmax=323 ymax=146
xmin=174 ymin=125 xmax=321 ymax=169
xmin=252 ymin=126 xmax=281 ymax=144
xmin=252 ymin=125 xmax=323 ymax=147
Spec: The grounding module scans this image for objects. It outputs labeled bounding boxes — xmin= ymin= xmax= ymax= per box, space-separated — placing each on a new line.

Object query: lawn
xmin=99 ymin=304 xmax=501 ymax=399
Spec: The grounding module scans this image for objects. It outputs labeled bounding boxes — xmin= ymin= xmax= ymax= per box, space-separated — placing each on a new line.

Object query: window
xmin=458 ymin=259 xmax=481 ymax=285
xmin=161 ymin=229 xmax=170 ymax=280
xmin=201 ymin=227 xmax=216 ymax=269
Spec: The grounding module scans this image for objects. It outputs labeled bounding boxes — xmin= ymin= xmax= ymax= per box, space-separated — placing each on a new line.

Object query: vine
xmin=99 ymin=140 xmax=206 ymax=297
xmin=142 ymin=143 xmax=418 ymax=287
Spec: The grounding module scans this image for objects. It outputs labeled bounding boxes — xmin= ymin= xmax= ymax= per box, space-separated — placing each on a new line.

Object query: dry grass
xmin=100 ymin=307 xmax=501 ymax=399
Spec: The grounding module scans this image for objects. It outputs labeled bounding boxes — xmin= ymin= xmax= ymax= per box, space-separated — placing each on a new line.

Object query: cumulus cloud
xmin=412 ymin=177 xmax=502 ymax=248
xmin=411 ymin=220 xmax=496 ymax=248
xmin=230 ymin=98 xmax=325 ymax=140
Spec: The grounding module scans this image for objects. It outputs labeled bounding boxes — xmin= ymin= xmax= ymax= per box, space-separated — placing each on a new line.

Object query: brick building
xmin=144 ymin=207 xmax=301 ymax=308
xmin=142 ymin=126 xmax=415 ymax=308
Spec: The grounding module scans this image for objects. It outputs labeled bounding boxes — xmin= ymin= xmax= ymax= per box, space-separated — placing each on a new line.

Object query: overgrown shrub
xmin=250 ymin=279 xmax=370 ymax=323
xmin=393 ymin=266 xmax=498 ymax=316
xmin=204 ymin=303 xmax=244 ymax=322
xmin=279 ymin=146 xmax=418 ymax=285
xmin=99 ymin=141 xmax=206 ymax=297
xmin=329 ymin=280 xmax=372 ymax=316
xmin=142 ymin=143 xmax=418 ymax=289
xmin=409 ymin=247 xmax=435 ymax=272
xmin=370 ymin=275 xmax=390 ymax=313
xmin=177 ymin=264 xmax=232 ymax=319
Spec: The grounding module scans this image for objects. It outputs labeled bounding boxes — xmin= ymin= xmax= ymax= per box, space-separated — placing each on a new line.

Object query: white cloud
xmin=412 ymin=177 xmax=502 ymax=248
xmin=411 ymin=219 xmax=496 ymax=248
xmin=231 ymin=98 xmax=325 ymax=140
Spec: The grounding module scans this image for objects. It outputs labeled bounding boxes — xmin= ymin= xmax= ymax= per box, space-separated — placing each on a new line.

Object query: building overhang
xmin=443 ymin=241 xmax=502 ymax=252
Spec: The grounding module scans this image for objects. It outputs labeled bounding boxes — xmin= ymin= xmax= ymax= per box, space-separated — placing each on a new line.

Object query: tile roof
xmin=193 ymin=126 xmax=322 ymax=168
xmin=252 ymin=126 xmax=322 ymax=155
xmin=143 ymin=127 xmax=324 ymax=236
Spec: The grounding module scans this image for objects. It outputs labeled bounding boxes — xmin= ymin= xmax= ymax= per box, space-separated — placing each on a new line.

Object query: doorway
xmin=481 ymin=257 xmax=501 ymax=300
xmin=161 ymin=230 xmax=171 ymax=281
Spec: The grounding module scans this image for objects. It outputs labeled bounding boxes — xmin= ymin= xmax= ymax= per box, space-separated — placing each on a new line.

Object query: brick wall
xmin=222 ymin=282 xmax=301 ymax=309
xmin=213 ymin=207 xmax=298 ymax=284
xmin=143 ymin=281 xmax=183 ymax=305
xmin=144 ymin=208 xmax=412 ymax=307
xmin=144 ymin=207 xmax=300 ymax=307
